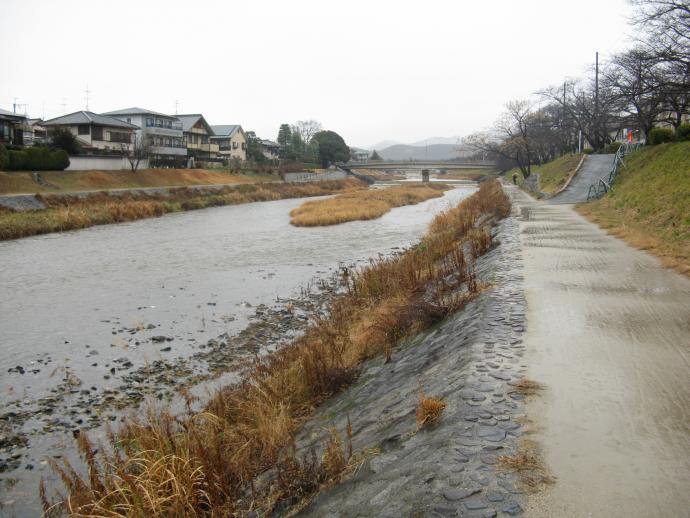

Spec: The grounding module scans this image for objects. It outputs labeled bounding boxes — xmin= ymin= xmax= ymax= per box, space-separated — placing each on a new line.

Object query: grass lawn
xmin=437 ymin=168 xmax=495 ymax=179
xmin=0 ymin=168 xmax=277 ymax=195
xmin=504 ymin=154 xmax=583 ymax=195
xmin=577 ymin=142 xmax=690 ymax=276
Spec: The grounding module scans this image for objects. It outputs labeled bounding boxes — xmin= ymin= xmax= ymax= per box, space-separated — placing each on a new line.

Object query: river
xmin=0 ymin=184 xmax=475 ymax=515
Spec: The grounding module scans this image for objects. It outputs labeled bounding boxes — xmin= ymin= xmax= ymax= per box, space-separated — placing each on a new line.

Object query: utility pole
xmin=175 ymin=100 xmax=179 ymax=115
xmin=594 ymin=51 xmax=599 ymax=150
xmin=562 ymin=81 xmax=567 ymax=154
xmin=61 ymin=98 xmax=67 ymax=114
xmin=13 ymin=97 xmax=19 ymax=113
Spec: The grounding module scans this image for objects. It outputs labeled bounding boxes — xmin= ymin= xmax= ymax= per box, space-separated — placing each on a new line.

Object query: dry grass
xmin=416 ymin=388 xmax=447 ymax=429
xmin=42 ymin=181 xmax=511 ymax=517
xmin=289 ymin=184 xmax=450 ymax=226
xmin=0 ymin=179 xmax=365 ymax=241
xmin=497 ymin=439 xmax=554 ymax=490
xmin=435 ymin=168 xmax=493 ymax=179
xmin=511 ymin=378 xmax=544 ymax=397
xmin=0 ymin=168 xmax=277 ymax=195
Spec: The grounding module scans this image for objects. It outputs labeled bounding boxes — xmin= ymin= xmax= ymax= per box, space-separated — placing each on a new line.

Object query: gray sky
xmin=1 ymin=0 xmax=632 ymax=148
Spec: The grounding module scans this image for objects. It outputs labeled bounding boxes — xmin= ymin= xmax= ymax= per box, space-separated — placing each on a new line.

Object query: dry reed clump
xmin=0 ymin=179 xmax=365 ymax=241
xmin=512 ymin=378 xmax=544 ymax=397
xmin=497 ymin=439 xmax=554 ymax=490
xmin=42 ymin=181 xmax=511 ymax=516
xmin=289 ymin=184 xmax=450 ymax=226
xmin=416 ymin=388 xmax=447 ymax=429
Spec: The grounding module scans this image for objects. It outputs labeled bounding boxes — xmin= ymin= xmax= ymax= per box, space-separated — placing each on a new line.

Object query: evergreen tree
xmin=370 ymin=149 xmax=382 ymax=160
xmin=277 ymin=124 xmax=292 ymax=158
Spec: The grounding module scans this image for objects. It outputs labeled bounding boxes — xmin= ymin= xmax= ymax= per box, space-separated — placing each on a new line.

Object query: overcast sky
xmin=1 ymin=0 xmax=632 ymax=148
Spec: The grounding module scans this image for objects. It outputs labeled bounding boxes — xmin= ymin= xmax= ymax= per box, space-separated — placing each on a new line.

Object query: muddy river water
xmin=0 ymin=185 xmax=474 ymax=515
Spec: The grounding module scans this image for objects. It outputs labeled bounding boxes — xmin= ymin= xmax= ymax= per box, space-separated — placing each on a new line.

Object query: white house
xmin=103 ymin=107 xmax=187 ymax=167
xmin=42 ymin=111 xmax=139 ymax=152
xmin=211 ymin=125 xmax=247 ymax=161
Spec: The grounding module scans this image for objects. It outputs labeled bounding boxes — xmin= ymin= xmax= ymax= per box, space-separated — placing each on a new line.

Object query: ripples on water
xmin=0 ymin=186 xmax=474 ymax=513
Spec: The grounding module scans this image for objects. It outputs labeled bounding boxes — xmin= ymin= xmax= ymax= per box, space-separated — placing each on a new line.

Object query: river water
xmin=0 ymin=184 xmax=475 ymax=514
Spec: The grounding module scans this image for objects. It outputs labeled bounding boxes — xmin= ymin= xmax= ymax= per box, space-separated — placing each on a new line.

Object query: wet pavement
xmin=548 ymin=154 xmax=613 ymax=204
xmin=509 ymin=186 xmax=690 ymax=517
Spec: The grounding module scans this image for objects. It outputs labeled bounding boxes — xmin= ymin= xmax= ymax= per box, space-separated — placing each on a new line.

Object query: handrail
xmin=585 ymin=142 xmax=641 ymax=201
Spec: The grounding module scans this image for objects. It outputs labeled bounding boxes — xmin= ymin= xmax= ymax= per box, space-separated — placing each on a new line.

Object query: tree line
xmin=272 ymin=120 xmax=350 ymax=167
xmin=466 ymin=0 xmax=690 ymax=177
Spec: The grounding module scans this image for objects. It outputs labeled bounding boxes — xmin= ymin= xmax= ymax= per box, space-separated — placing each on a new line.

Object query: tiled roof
xmin=211 ymin=125 xmax=241 ymax=137
xmin=103 ymin=107 xmax=177 ymax=118
xmin=43 ymin=111 xmax=139 ymax=129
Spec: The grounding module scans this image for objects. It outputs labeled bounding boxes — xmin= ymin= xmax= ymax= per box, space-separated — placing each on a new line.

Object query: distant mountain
xmin=368 ymin=139 xmax=402 ymax=151
xmin=410 ymin=136 xmax=463 ymax=147
xmin=378 ymin=143 xmax=471 ymax=161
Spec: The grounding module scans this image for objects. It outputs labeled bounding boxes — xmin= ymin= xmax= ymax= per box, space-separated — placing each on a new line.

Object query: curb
xmin=553 ymin=154 xmax=586 ymax=196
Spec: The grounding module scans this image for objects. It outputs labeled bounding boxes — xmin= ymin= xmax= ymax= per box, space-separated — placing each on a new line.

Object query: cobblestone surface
xmin=294 ymin=214 xmax=527 ymax=517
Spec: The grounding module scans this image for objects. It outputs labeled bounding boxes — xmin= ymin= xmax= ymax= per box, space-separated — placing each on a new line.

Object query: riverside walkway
xmin=509 ymin=185 xmax=690 ymax=517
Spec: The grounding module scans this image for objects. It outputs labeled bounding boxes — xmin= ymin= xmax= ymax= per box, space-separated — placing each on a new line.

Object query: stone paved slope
xmin=508 ymin=186 xmax=690 ymax=517
xmin=547 ymin=154 xmax=613 ymax=204
xmin=295 ymin=215 xmax=529 ymax=517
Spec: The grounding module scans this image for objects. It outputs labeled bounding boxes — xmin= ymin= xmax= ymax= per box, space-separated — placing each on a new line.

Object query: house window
xmin=166 ymin=120 xmax=172 ymax=128
xmin=92 ymin=126 xmax=103 ymax=140
xmin=241 ymin=142 xmax=246 ymax=150
xmin=146 ymin=118 xmax=154 ymax=127
xmin=156 ymin=119 xmax=162 ymax=127
xmin=232 ymin=141 xmax=238 ymax=149
xmin=201 ymin=136 xmax=208 ymax=144
xmin=127 ymin=117 xmax=131 ymax=124
xmin=78 ymin=125 xmax=90 ymax=135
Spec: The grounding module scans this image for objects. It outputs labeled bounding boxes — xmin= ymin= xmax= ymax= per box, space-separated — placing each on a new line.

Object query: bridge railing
xmin=586 ymin=142 xmax=642 ymax=201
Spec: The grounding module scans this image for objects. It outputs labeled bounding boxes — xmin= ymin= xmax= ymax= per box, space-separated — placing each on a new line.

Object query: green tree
xmin=277 ymin=124 xmax=292 ymax=158
xmin=50 ymin=128 xmax=81 ymax=155
xmin=304 ymin=139 xmax=320 ymax=164
xmin=370 ymin=149 xmax=382 ymax=160
xmin=245 ymin=131 xmax=268 ymax=164
xmin=312 ymin=130 xmax=350 ymax=167
xmin=289 ymin=130 xmax=305 ymax=161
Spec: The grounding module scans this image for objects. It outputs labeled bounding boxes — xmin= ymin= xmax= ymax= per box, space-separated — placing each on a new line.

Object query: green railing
xmin=586 ymin=142 xmax=642 ymax=201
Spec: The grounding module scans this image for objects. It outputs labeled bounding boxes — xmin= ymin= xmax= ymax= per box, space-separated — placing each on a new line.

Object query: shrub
xmin=50 ymin=128 xmax=81 ymax=155
xmin=676 ymin=123 xmax=690 ymax=142
xmin=6 ymin=147 xmax=70 ymax=171
xmin=0 ymin=144 xmax=7 ymax=170
xmin=648 ymin=127 xmax=675 ymax=145
xmin=607 ymin=142 xmax=622 ymax=153
xmin=583 ymin=148 xmax=594 ymax=155
xmin=416 ymin=389 xmax=446 ymax=429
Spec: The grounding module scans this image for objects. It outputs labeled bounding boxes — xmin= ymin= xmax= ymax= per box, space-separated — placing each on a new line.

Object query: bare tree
xmin=123 ymin=134 xmax=151 ymax=172
xmin=465 ymin=100 xmax=536 ymax=177
xmin=293 ymin=120 xmax=322 ymax=145
xmin=629 ymin=0 xmax=690 ymax=65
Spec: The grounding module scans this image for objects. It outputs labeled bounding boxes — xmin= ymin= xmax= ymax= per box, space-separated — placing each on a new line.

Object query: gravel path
xmin=509 ymin=186 xmax=690 ymax=517
xmin=295 ymin=215 xmax=530 ymax=517
xmin=547 ymin=154 xmax=613 ymax=204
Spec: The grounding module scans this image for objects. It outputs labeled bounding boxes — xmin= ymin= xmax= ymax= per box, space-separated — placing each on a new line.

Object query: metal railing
xmin=586 ymin=142 xmax=642 ymax=201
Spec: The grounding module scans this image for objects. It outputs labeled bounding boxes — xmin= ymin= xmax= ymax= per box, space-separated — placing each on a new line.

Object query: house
xmin=259 ymin=139 xmax=280 ymax=160
xmin=0 ymin=108 xmax=29 ymax=147
xmin=103 ymin=107 xmax=186 ymax=167
xmin=177 ymin=114 xmax=218 ymax=162
xmin=349 ymin=147 xmax=370 ymax=162
xmin=42 ymin=111 xmax=138 ymax=152
xmin=26 ymin=119 xmax=48 ymax=146
xmin=210 ymin=125 xmax=247 ymax=161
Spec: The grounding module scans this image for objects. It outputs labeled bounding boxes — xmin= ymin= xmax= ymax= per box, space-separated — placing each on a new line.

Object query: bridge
xmin=344 ymin=160 xmax=497 ymax=170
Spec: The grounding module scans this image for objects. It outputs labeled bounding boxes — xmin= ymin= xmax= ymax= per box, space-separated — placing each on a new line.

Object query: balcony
xmin=187 ymin=142 xmax=219 ymax=153
xmin=150 ymin=145 xmax=187 ymax=156
xmin=145 ymin=120 xmax=183 ymax=131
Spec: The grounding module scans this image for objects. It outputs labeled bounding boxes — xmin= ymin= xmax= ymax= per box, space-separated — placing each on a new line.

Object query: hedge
xmin=0 ymin=144 xmax=7 ymax=170
xmin=648 ymin=127 xmax=676 ymax=145
xmin=6 ymin=147 xmax=70 ymax=171
xmin=676 ymin=124 xmax=690 ymax=142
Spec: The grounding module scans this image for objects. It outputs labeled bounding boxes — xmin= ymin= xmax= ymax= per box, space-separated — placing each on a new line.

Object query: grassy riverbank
xmin=43 ymin=181 xmax=511 ymax=516
xmin=289 ymin=184 xmax=450 ymax=226
xmin=504 ymin=153 xmax=583 ymax=195
xmin=577 ymin=142 xmax=690 ymax=276
xmin=0 ymin=168 xmax=277 ymax=195
xmin=0 ymin=179 xmax=365 ymax=241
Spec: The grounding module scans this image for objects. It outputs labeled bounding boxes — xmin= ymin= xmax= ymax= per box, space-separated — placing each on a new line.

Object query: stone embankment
xmin=295 ymin=212 xmax=529 ymax=517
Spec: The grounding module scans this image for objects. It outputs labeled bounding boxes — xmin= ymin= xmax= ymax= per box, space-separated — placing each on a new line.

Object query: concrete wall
xmin=284 ymin=170 xmax=348 ymax=183
xmin=66 ymin=155 xmax=149 ymax=171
